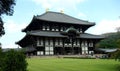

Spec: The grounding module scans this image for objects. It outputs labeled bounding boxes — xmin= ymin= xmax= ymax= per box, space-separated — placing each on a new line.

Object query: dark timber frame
xmin=16 ymin=11 xmax=104 ymax=55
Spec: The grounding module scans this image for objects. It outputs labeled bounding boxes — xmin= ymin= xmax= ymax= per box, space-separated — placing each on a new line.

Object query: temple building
xmin=16 ymin=11 xmax=104 ymax=55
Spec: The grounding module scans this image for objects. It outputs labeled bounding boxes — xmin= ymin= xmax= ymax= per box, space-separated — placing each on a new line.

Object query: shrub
xmin=0 ymin=49 xmax=2 ymax=71
xmin=1 ymin=49 xmax=28 ymax=71
xmin=0 ymin=48 xmax=5 ymax=71
xmin=111 ymin=50 xmax=120 ymax=61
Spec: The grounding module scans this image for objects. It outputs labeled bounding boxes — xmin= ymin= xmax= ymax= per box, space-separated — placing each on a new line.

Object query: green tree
xmin=116 ymin=39 xmax=120 ymax=48
xmin=1 ymin=49 xmax=28 ymax=71
xmin=0 ymin=48 xmax=4 ymax=71
xmin=0 ymin=0 xmax=16 ymax=36
xmin=97 ymin=32 xmax=120 ymax=71
xmin=0 ymin=18 xmax=4 ymax=36
xmin=0 ymin=48 xmax=2 ymax=70
xmin=96 ymin=33 xmax=120 ymax=48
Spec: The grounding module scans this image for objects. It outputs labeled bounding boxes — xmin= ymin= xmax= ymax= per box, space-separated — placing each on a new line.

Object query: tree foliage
xmin=0 ymin=49 xmax=28 ymax=71
xmin=0 ymin=48 xmax=2 ymax=70
xmin=111 ymin=50 xmax=120 ymax=61
xmin=0 ymin=0 xmax=16 ymax=36
xmin=116 ymin=39 xmax=120 ymax=48
xmin=96 ymin=33 xmax=120 ymax=48
xmin=0 ymin=18 xmax=5 ymax=36
xmin=0 ymin=0 xmax=16 ymax=16
xmin=0 ymin=48 xmax=5 ymax=71
xmin=98 ymin=32 xmax=120 ymax=71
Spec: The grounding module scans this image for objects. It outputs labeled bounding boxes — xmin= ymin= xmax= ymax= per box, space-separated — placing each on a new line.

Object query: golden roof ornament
xmin=46 ymin=8 xmax=49 ymax=12
xmin=60 ymin=10 xmax=64 ymax=13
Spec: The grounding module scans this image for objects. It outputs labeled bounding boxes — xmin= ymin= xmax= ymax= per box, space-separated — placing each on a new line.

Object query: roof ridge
xmin=45 ymin=11 xmax=93 ymax=23
xmin=84 ymin=33 xmax=104 ymax=36
xmin=36 ymin=11 xmax=62 ymax=17
xmin=61 ymin=12 xmax=93 ymax=23
xmin=49 ymin=11 xmax=95 ymax=24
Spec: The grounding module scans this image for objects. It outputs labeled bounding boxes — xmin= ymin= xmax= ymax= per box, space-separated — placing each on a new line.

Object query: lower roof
xmin=16 ymin=31 xmax=104 ymax=47
xmin=96 ymin=48 xmax=117 ymax=53
xmin=28 ymin=30 xmax=104 ymax=39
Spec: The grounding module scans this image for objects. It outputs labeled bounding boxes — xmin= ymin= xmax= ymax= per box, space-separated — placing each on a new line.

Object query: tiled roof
xmin=96 ymin=48 xmax=117 ymax=52
xmin=28 ymin=31 xmax=104 ymax=39
xmin=35 ymin=11 xmax=95 ymax=25
xmin=16 ymin=31 xmax=104 ymax=47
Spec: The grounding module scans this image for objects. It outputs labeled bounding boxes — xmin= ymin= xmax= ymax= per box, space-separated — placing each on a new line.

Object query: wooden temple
xmin=16 ymin=11 xmax=104 ymax=55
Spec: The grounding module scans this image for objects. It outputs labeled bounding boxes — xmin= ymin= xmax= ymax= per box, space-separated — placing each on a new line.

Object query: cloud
xmin=4 ymin=20 xmax=27 ymax=34
xmin=86 ymin=19 xmax=120 ymax=35
xmin=32 ymin=0 xmax=85 ymax=11
xmin=0 ymin=19 xmax=26 ymax=48
xmin=77 ymin=12 xmax=88 ymax=20
xmin=2 ymin=43 xmax=19 ymax=49
xmin=32 ymin=0 xmax=88 ymax=23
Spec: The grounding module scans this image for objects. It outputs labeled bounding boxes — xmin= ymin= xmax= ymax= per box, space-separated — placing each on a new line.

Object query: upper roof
xmin=23 ymin=11 xmax=95 ymax=32
xmin=35 ymin=11 xmax=95 ymax=25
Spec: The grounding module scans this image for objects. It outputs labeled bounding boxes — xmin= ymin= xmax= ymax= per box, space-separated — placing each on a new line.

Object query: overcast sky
xmin=0 ymin=0 xmax=120 ymax=48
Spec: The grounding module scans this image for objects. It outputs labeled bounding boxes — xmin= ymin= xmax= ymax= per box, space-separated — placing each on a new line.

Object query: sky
xmin=0 ymin=0 xmax=120 ymax=48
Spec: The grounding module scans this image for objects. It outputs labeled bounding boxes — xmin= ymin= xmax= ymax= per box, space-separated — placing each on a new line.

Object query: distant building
xmin=16 ymin=11 xmax=104 ymax=55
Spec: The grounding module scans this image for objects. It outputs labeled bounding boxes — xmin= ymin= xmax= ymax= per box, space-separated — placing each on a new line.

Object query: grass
xmin=27 ymin=57 xmax=120 ymax=71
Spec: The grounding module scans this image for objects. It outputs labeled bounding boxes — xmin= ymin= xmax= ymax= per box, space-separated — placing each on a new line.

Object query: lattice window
xmin=37 ymin=38 xmax=43 ymax=46
xmin=46 ymin=26 xmax=50 ymax=30
xmin=77 ymin=39 xmax=80 ymax=45
xmin=81 ymin=42 xmax=84 ymax=47
xmin=46 ymin=39 xmax=49 ymax=45
xmin=42 ymin=25 xmax=46 ymax=30
xmin=60 ymin=38 xmax=62 ymax=45
xmin=89 ymin=41 xmax=93 ymax=47
xmin=80 ymin=28 xmax=82 ymax=33
xmin=45 ymin=47 xmax=49 ymax=51
xmin=55 ymin=38 xmax=58 ymax=45
xmin=85 ymin=41 xmax=87 ymax=46
xmin=61 ymin=27 xmax=63 ymax=31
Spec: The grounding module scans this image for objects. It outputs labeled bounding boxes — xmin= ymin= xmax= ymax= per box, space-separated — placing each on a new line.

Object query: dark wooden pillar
xmin=71 ymin=38 xmax=74 ymax=55
xmin=62 ymin=38 xmax=65 ymax=55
